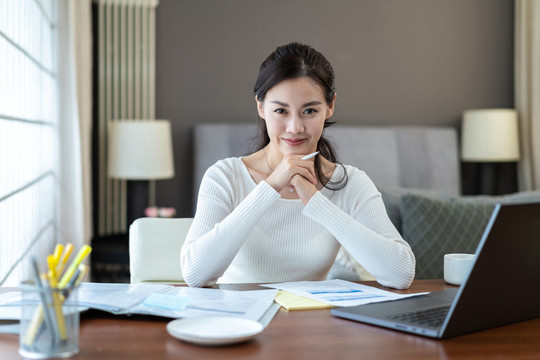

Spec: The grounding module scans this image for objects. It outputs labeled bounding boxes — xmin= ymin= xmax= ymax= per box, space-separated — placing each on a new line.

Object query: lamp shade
xmin=461 ymin=109 xmax=520 ymax=162
xmin=108 ymin=120 xmax=175 ymax=179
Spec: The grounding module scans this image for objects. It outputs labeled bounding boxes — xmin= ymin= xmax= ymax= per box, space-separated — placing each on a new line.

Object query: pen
xmin=23 ymin=258 xmax=58 ymax=346
xmin=52 ymin=244 xmax=64 ymax=265
xmin=63 ymin=264 xmax=88 ymax=299
xmin=56 ymin=243 xmax=74 ymax=277
xmin=301 ymin=151 xmax=319 ymax=160
xmin=76 ymin=265 xmax=88 ymax=286
xmin=58 ymin=245 xmax=92 ymax=289
xmin=47 ymin=255 xmax=67 ymax=341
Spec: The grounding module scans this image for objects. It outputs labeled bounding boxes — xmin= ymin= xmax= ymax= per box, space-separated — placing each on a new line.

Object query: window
xmin=0 ymin=0 xmax=59 ymax=286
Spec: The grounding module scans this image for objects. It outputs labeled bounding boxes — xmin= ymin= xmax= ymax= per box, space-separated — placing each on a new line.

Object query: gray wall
xmin=155 ymin=0 xmax=514 ymax=216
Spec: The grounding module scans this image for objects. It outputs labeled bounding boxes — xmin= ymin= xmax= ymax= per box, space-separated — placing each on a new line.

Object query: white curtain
xmin=515 ymin=0 xmax=540 ymax=191
xmin=58 ymin=0 xmax=93 ymax=249
xmin=0 ymin=0 xmax=92 ymax=286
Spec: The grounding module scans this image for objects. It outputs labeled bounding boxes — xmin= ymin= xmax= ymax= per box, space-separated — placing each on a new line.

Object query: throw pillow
xmin=378 ymin=186 xmax=451 ymax=234
xmin=400 ymin=193 xmax=495 ymax=279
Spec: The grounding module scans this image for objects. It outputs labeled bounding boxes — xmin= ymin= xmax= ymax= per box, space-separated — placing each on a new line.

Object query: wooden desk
xmin=1 ymin=280 xmax=539 ymax=359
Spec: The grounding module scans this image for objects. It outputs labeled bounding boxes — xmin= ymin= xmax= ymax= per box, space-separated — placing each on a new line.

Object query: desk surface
xmin=1 ymin=280 xmax=539 ymax=359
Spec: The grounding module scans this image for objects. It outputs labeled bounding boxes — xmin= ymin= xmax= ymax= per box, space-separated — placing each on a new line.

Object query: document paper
xmin=130 ymin=286 xmax=278 ymax=321
xmin=264 ymin=279 xmax=428 ymax=307
xmin=1 ymin=283 xmax=279 ymax=322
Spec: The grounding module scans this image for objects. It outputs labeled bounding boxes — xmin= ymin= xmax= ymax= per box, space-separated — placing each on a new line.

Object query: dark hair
xmin=253 ymin=42 xmax=347 ymax=190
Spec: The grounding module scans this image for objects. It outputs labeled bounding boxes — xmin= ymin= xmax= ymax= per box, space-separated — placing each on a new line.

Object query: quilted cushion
xmin=400 ymin=194 xmax=495 ymax=279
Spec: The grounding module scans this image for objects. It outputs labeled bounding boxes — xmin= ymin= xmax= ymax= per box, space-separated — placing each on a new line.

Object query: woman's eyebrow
xmin=269 ymin=100 xmax=322 ymax=107
xmin=303 ymin=101 xmax=323 ymax=107
xmin=270 ymin=100 xmax=289 ymax=107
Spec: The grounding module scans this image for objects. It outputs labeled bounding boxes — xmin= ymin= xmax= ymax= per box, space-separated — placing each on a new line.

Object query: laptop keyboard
xmin=388 ymin=306 xmax=450 ymax=328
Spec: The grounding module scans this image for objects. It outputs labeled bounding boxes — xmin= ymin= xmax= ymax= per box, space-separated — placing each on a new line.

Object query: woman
xmin=181 ymin=42 xmax=415 ymax=289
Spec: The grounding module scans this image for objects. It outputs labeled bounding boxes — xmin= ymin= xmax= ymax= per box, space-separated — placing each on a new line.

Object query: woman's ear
xmin=255 ymin=95 xmax=265 ymax=119
xmin=326 ymin=93 xmax=337 ymax=119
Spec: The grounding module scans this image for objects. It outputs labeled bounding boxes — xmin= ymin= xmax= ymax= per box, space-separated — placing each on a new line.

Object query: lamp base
xmin=461 ymin=162 xmax=518 ymax=195
xmin=127 ymin=180 xmax=149 ymax=226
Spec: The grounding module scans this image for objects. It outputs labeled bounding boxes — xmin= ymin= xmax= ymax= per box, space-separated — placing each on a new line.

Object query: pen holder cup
xmin=19 ymin=281 xmax=80 ymax=359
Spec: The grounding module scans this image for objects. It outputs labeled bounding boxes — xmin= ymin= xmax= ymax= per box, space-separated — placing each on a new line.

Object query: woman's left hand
xmin=290 ymin=174 xmax=318 ymax=205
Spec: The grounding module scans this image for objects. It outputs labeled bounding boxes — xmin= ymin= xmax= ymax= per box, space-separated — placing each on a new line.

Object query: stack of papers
xmin=0 ymin=283 xmax=279 ymax=324
xmin=0 ymin=300 xmax=20 ymax=334
xmin=76 ymin=283 xmax=279 ymax=322
xmin=266 ymin=279 xmax=428 ymax=308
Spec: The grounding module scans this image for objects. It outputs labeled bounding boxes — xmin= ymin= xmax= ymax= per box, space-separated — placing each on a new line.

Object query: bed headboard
xmin=193 ymin=124 xmax=460 ymax=206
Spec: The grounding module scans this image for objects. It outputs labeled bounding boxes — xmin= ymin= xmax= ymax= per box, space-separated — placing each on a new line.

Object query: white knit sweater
xmin=181 ymin=157 xmax=415 ymax=289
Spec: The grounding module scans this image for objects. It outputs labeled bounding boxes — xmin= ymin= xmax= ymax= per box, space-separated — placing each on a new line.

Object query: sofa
xmin=193 ymin=124 xmax=540 ymax=280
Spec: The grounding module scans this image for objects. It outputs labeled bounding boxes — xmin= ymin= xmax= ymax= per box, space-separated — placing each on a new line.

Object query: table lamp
xmin=108 ymin=120 xmax=175 ymax=224
xmin=461 ymin=109 xmax=520 ymax=194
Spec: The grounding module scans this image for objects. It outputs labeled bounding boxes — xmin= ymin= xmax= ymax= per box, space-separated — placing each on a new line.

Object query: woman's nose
xmin=286 ymin=115 xmax=304 ymax=134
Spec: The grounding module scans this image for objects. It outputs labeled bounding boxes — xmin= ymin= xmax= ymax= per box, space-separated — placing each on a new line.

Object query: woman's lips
xmin=283 ymin=138 xmax=306 ymax=146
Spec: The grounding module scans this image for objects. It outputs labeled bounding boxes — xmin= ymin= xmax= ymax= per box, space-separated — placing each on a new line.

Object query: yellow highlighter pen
xmin=52 ymin=244 xmax=64 ymax=265
xmin=56 ymin=243 xmax=74 ymax=277
xmin=47 ymin=255 xmax=67 ymax=341
xmin=58 ymin=245 xmax=92 ymax=289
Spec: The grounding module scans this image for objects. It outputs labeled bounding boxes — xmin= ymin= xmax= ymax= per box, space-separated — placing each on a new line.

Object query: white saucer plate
xmin=166 ymin=316 xmax=264 ymax=346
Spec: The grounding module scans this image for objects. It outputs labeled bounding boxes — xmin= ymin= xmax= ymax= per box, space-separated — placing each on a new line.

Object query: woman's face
xmin=256 ymin=76 xmax=335 ymax=156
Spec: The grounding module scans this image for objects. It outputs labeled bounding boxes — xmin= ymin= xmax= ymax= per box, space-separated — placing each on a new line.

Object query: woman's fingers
xmin=294 ymin=163 xmax=317 ymax=184
xmin=290 ymin=174 xmax=317 ymax=205
xmin=265 ymin=154 xmax=318 ymax=192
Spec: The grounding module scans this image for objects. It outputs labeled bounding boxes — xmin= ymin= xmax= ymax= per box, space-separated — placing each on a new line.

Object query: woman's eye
xmin=303 ymin=108 xmax=318 ymax=115
xmin=274 ymin=108 xmax=287 ymax=114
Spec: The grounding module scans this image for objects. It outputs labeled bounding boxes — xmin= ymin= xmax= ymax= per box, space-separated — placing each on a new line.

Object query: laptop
xmin=331 ymin=202 xmax=540 ymax=338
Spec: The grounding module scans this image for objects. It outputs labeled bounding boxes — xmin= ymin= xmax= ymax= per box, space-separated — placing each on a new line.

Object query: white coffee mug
xmin=444 ymin=253 xmax=476 ymax=286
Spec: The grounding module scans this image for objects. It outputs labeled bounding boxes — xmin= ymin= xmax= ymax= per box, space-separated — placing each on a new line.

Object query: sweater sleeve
xmin=180 ymin=162 xmax=281 ymax=287
xmin=302 ymin=170 xmax=415 ymax=289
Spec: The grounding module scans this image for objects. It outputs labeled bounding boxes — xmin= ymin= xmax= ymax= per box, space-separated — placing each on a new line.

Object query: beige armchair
xmin=129 ymin=217 xmax=193 ymax=284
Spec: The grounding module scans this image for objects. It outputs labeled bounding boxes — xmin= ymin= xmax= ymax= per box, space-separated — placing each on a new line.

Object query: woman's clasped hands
xmin=265 ymin=153 xmax=319 ymax=204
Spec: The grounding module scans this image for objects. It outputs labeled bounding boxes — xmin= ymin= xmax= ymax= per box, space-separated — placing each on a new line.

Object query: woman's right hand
xmin=265 ymin=154 xmax=318 ymax=193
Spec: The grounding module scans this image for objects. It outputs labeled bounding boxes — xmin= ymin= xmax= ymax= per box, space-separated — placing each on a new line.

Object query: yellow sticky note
xmin=274 ymin=291 xmax=335 ymax=310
